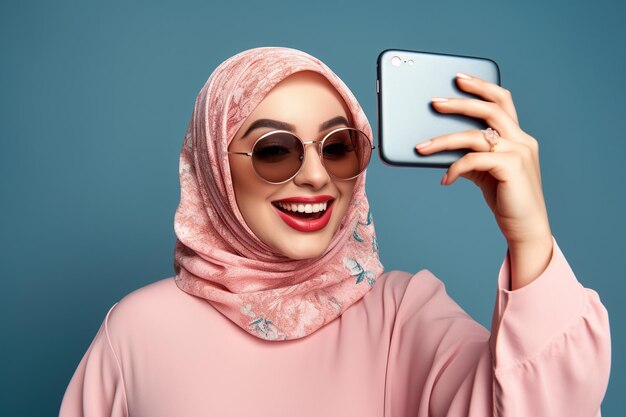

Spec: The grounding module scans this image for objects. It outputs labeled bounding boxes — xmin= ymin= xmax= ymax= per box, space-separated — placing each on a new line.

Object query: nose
xmin=292 ymin=142 xmax=331 ymax=190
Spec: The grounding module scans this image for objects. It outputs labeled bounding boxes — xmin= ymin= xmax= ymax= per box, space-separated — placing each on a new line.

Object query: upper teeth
xmin=276 ymin=202 xmax=328 ymax=213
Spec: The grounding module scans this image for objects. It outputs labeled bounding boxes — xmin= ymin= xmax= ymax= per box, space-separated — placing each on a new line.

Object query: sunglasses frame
xmin=228 ymin=126 xmax=375 ymax=185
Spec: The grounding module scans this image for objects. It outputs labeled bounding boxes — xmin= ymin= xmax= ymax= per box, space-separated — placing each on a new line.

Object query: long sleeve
xmin=59 ymin=303 xmax=129 ymax=417
xmin=384 ymin=235 xmax=611 ymax=417
xmin=490 ymin=235 xmax=611 ymax=416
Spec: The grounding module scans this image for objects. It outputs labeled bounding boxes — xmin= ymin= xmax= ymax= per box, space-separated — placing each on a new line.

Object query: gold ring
xmin=481 ymin=127 xmax=500 ymax=152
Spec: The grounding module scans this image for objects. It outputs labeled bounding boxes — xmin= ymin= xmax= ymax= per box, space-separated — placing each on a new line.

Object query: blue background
xmin=1 ymin=0 xmax=623 ymax=415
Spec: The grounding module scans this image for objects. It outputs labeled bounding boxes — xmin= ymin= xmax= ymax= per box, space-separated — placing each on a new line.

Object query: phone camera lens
xmin=391 ymin=56 xmax=401 ymax=67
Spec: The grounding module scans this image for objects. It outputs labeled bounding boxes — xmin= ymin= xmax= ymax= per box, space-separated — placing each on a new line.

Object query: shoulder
xmin=377 ymin=269 xmax=489 ymax=352
xmin=104 ymin=277 xmax=210 ymax=338
xmin=376 ymin=268 xmax=449 ymax=306
xmin=376 ymin=268 xmax=478 ymax=324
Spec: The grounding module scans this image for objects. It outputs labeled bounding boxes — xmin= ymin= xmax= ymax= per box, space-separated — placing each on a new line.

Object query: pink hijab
xmin=173 ymin=46 xmax=384 ymax=341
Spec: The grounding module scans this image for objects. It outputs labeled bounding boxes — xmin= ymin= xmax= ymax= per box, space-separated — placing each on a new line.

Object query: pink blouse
xmin=58 ymin=236 xmax=611 ymax=416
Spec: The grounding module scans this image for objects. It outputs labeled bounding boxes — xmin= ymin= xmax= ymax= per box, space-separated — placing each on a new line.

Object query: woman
xmin=59 ymin=46 xmax=610 ymax=416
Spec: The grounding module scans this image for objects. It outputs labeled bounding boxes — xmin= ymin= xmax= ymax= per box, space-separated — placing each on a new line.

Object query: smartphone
xmin=376 ymin=49 xmax=500 ymax=168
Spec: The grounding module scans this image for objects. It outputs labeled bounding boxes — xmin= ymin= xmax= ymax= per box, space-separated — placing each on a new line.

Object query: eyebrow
xmin=241 ymin=115 xmax=350 ymax=138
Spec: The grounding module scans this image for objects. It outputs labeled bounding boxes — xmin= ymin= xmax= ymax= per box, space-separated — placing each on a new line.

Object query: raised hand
xmin=416 ymin=72 xmax=553 ymax=289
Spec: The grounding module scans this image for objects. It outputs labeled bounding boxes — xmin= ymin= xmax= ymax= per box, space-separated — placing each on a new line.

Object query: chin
xmin=274 ymin=236 xmax=332 ymax=260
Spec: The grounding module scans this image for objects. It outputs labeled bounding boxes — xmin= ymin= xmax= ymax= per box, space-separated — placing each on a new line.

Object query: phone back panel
xmin=377 ymin=49 xmax=500 ymax=168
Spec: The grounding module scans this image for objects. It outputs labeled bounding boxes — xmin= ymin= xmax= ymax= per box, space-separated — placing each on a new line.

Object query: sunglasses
xmin=228 ymin=127 xmax=375 ymax=184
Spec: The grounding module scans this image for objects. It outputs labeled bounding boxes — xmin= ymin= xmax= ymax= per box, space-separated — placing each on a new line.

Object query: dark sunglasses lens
xmin=322 ymin=129 xmax=372 ymax=179
xmin=251 ymin=132 xmax=303 ymax=183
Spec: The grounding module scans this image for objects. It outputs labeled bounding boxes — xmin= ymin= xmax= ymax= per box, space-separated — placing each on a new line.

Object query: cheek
xmin=334 ymin=179 xmax=358 ymax=220
xmin=229 ymin=156 xmax=274 ymax=223
xmin=230 ymin=155 xmax=259 ymax=197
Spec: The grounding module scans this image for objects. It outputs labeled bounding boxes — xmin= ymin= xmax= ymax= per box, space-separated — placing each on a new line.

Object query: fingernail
xmin=415 ymin=140 xmax=432 ymax=149
xmin=441 ymin=173 xmax=448 ymax=185
xmin=431 ymin=97 xmax=448 ymax=102
xmin=456 ymin=72 xmax=472 ymax=80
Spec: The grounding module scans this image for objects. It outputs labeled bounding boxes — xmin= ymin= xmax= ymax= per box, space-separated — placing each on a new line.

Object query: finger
xmin=455 ymin=72 xmax=519 ymax=124
xmin=416 ymin=129 xmax=526 ymax=154
xmin=431 ymin=97 xmax=520 ymax=139
xmin=420 ymin=131 xmax=542 ymax=193
xmin=443 ymin=151 xmax=518 ymax=185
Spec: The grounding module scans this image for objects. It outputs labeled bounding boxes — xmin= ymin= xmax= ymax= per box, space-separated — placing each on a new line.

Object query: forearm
xmin=507 ymin=235 xmax=554 ymax=290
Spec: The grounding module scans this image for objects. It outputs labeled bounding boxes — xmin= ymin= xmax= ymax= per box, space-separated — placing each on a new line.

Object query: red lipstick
xmin=271 ymin=195 xmax=335 ymax=232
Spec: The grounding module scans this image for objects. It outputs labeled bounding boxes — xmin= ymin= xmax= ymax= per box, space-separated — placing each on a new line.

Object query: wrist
xmin=507 ymin=232 xmax=553 ymax=252
xmin=507 ymin=234 xmax=554 ymax=291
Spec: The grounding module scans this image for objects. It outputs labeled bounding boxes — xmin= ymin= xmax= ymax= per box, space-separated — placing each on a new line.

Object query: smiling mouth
xmin=271 ymin=200 xmax=335 ymax=220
